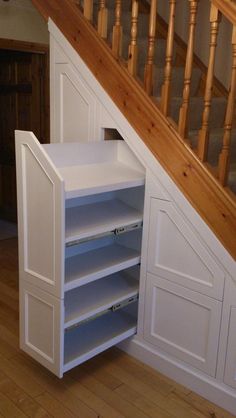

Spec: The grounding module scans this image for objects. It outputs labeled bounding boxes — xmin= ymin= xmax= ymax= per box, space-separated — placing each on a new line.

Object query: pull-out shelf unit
xmin=16 ymin=131 xmax=145 ymax=377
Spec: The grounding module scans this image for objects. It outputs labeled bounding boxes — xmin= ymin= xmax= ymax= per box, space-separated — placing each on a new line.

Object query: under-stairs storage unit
xmin=15 ymin=131 xmax=145 ymax=377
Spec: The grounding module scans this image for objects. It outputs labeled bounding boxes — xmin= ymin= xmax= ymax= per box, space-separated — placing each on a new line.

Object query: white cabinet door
xmin=20 ymin=281 xmax=64 ymax=378
xmin=144 ymin=274 xmax=222 ymax=376
xmin=147 ymin=199 xmax=224 ymax=300
xmin=54 ymin=63 xmax=97 ymax=143
xmin=224 ymin=307 xmax=236 ymax=388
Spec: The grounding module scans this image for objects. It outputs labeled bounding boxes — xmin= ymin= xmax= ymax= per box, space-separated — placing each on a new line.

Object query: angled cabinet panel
xmin=224 ymin=307 xmax=236 ymax=389
xmin=55 ymin=63 xmax=96 ymax=143
xmin=147 ymin=199 xmax=224 ymax=300
xmin=20 ymin=281 xmax=64 ymax=377
xmin=15 ymin=131 xmax=64 ymax=298
xmin=144 ymin=274 xmax=222 ymax=376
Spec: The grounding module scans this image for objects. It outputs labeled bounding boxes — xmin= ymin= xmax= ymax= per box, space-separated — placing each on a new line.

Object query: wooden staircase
xmin=32 ymin=0 xmax=236 ymax=260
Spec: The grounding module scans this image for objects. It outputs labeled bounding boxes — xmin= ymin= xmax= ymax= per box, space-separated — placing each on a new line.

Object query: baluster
xmin=144 ymin=0 xmax=157 ymax=96
xmin=160 ymin=0 xmax=176 ymax=116
xmin=218 ymin=26 xmax=236 ymax=186
xmin=197 ymin=5 xmax=221 ymax=161
xmin=178 ymin=0 xmax=199 ymax=138
xmin=112 ymin=1 xmax=123 ymax=57
xmin=128 ymin=0 xmax=139 ymax=76
xmin=84 ymin=0 xmax=93 ymax=21
xmin=98 ymin=0 xmax=108 ymax=39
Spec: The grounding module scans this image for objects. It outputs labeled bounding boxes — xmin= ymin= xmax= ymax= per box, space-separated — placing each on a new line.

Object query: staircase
xmin=31 ymin=0 xmax=236 ymax=260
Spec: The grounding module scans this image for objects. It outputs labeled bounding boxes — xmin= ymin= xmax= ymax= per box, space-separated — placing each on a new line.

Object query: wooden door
xmin=0 ymin=49 xmax=49 ymax=221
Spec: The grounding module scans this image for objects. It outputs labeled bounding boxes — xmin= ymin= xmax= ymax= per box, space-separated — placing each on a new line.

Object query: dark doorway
xmin=0 ymin=41 xmax=49 ymax=222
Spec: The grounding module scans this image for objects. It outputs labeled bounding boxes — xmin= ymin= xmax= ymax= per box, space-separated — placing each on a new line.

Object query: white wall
xmin=0 ymin=0 xmax=49 ymax=44
xmin=158 ymin=0 xmax=232 ymax=88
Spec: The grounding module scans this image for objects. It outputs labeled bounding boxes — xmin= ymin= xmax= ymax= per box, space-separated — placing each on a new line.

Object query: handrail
xmin=211 ymin=0 xmax=236 ymax=25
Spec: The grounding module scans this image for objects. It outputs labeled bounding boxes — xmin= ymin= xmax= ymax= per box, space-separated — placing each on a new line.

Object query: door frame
xmin=0 ymin=38 xmax=50 ymax=143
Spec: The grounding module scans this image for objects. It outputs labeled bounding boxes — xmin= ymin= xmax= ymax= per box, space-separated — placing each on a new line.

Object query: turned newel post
xmin=197 ymin=5 xmax=221 ymax=161
xmin=144 ymin=0 xmax=157 ymax=96
xmin=98 ymin=0 xmax=108 ymax=39
xmin=218 ymin=25 xmax=236 ymax=186
xmin=112 ymin=0 xmax=123 ymax=57
xmin=128 ymin=0 xmax=139 ymax=76
xmin=160 ymin=0 xmax=176 ymax=116
xmin=83 ymin=0 xmax=93 ymax=21
xmin=178 ymin=0 xmax=199 ymax=139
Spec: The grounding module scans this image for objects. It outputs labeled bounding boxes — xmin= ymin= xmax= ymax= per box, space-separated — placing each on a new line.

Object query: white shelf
xmin=59 ymin=162 xmax=145 ymax=199
xmin=63 ymin=308 xmax=137 ymax=373
xmin=64 ymin=244 xmax=141 ymax=291
xmin=64 ymin=269 xmax=139 ymax=328
xmin=65 ymin=199 xmax=143 ymax=244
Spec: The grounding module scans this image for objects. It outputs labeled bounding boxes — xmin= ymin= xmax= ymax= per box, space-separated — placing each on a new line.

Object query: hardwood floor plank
xmin=0 ymin=353 xmax=45 ymax=398
xmin=63 ymin=374 xmax=124 ymax=418
xmin=114 ymin=383 xmax=174 ymax=418
xmin=0 ymin=391 xmax=28 ymax=418
xmin=69 ymin=366 xmax=150 ymax=418
xmin=11 ymin=353 xmax=100 ymax=418
xmin=0 ymin=371 xmax=52 ymax=418
xmin=35 ymin=392 xmax=79 ymax=418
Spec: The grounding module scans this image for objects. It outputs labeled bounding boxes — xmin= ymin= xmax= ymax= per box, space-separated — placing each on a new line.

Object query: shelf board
xmin=65 ymin=199 xmax=143 ymax=244
xmin=59 ymin=162 xmax=145 ymax=199
xmin=64 ymin=244 xmax=141 ymax=291
xmin=63 ymin=308 xmax=137 ymax=373
xmin=64 ymin=269 xmax=139 ymax=329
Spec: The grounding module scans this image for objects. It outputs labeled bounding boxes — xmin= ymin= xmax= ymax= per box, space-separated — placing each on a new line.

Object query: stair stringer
xmin=49 ymin=20 xmax=236 ymax=414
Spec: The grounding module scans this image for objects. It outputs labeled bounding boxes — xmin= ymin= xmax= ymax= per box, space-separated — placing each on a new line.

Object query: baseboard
xmin=118 ymin=336 xmax=236 ymax=415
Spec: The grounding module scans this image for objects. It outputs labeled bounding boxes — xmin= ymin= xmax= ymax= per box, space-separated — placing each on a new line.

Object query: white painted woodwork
xmin=65 ymin=199 xmax=143 ymax=243
xmin=65 ymin=243 xmax=141 ymax=291
xmin=64 ymin=268 xmax=139 ymax=328
xmin=20 ymin=281 xmax=63 ymax=377
xmin=147 ymin=199 xmax=225 ymax=300
xmin=144 ymin=274 xmax=222 ymax=376
xmin=16 ymin=130 xmax=144 ymax=377
xmin=64 ymin=304 xmax=137 ymax=373
xmin=54 ymin=63 xmax=97 ymax=142
xmin=224 ymin=307 xmax=236 ymax=388
xmin=15 ymin=130 xmax=65 ymax=298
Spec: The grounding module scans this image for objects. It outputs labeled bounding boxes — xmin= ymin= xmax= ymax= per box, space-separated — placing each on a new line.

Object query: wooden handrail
xmin=32 ymin=0 xmax=236 ymax=260
xmin=211 ymin=0 xmax=236 ymax=25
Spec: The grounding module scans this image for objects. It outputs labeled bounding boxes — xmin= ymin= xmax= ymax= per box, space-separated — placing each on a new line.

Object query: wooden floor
xmin=0 ymin=238 xmax=235 ymax=418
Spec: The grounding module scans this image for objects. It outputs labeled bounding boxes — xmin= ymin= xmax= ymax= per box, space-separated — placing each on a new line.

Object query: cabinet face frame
xmin=224 ymin=306 xmax=236 ymax=388
xmin=147 ymin=199 xmax=225 ymax=300
xmin=15 ymin=131 xmax=65 ymax=298
xmin=20 ymin=281 xmax=64 ymax=377
xmin=144 ymin=274 xmax=222 ymax=377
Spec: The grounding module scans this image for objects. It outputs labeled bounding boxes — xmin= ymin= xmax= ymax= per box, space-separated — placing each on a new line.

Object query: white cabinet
xmin=147 ymin=199 xmax=224 ymax=300
xmin=16 ymin=131 xmax=145 ymax=377
xmin=224 ymin=306 xmax=236 ymax=388
xmin=144 ymin=274 xmax=222 ymax=376
xmin=140 ymin=193 xmax=224 ymax=377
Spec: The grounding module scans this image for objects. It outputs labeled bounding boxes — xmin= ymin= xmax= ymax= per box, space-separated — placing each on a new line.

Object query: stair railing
xmin=82 ymin=0 xmax=236 ymax=194
xmin=160 ymin=0 xmax=176 ymax=116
